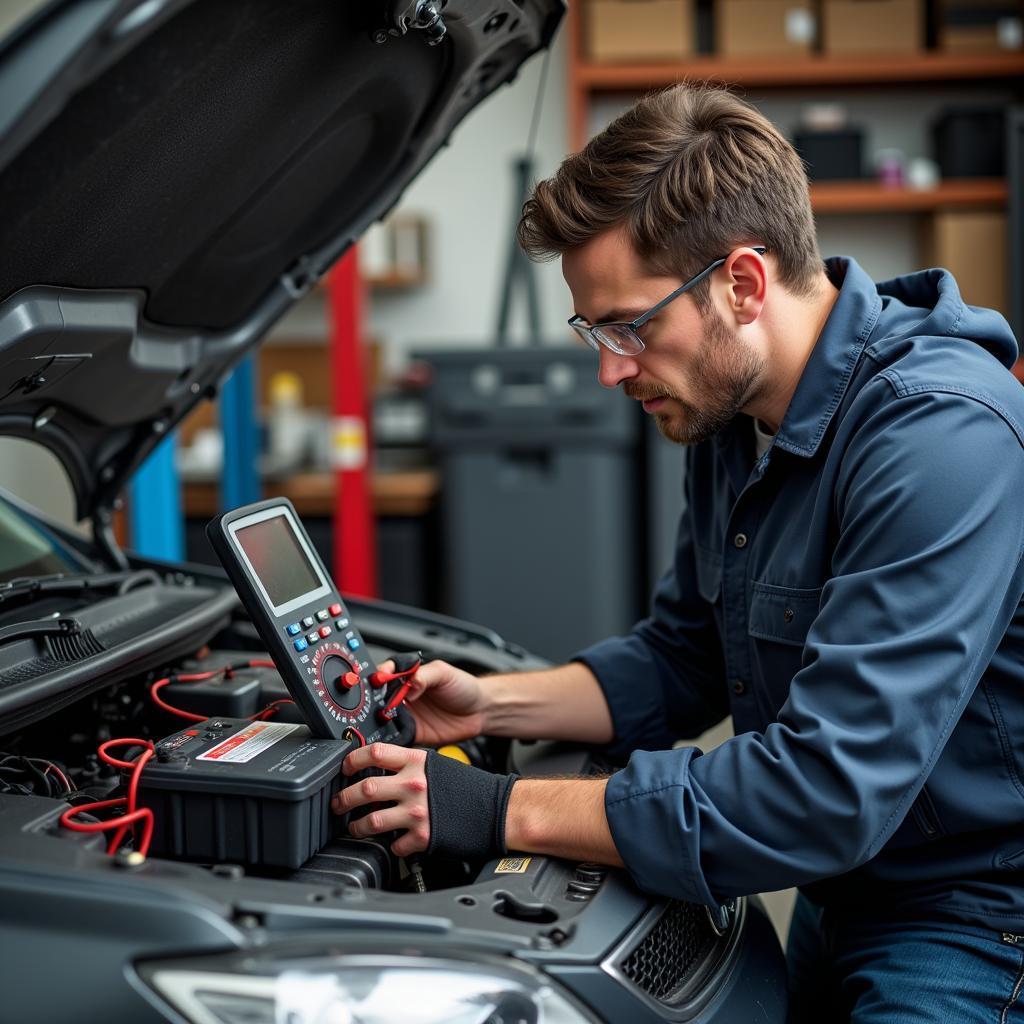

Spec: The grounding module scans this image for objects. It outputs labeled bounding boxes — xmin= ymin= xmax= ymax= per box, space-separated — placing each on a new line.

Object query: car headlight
xmin=140 ymin=951 xmax=597 ymax=1024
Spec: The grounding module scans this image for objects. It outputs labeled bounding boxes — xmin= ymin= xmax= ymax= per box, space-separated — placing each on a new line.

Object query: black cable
xmin=525 ymin=43 xmax=552 ymax=167
xmin=0 ymin=753 xmax=72 ymax=797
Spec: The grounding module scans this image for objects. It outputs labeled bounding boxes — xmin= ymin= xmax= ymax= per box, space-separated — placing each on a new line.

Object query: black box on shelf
xmin=793 ymin=129 xmax=864 ymax=180
xmin=933 ymin=108 xmax=1006 ymax=178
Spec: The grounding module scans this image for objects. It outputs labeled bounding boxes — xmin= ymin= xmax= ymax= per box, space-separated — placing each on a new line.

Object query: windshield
xmin=0 ymin=499 xmax=81 ymax=581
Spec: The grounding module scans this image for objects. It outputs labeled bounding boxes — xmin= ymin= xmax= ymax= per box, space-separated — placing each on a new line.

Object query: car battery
xmin=139 ymin=717 xmax=354 ymax=868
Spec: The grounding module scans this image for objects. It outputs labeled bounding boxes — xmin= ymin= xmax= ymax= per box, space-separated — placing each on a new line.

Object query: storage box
xmin=933 ymin=108 xmax=1006 ymax=178
xmin=586 ymin=0 xmax=694 ymax=62
xmin=938 ymin=1 xmax=1024 ymax=52
xmin=822 ymin=0 xmax=923 ymax=53
xmin=716 ymin=0 xmax=816 ymax=57
xmin=793 ymin=128 xmax=865 ymax=179
xmin=921 ymin=211 xmax=1008 ymax=318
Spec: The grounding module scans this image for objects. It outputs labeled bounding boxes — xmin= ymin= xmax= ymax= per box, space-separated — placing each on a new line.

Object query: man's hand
xmin=393 ymin=658 xmax=488 ymax=746
xmin=394 ymin=659 xmax=616 ymax=747
xmin=331 ymin=743 xmax=430 ymax=857
xmin=333 ymin=743 xmax=624 ymax=868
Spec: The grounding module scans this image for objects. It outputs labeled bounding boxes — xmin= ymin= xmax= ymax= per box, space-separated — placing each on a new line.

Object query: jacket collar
xmin=771 ymin=256 xmax=882 ymax=459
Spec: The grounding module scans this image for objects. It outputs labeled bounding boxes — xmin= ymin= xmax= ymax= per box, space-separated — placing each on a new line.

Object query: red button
xmin=319 ymin=626 xmax=331 ymax=638
xmin=329 ymin=603 xmax=342 ymax=616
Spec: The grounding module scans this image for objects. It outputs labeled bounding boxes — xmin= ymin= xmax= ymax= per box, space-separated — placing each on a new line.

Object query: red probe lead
xmin=370 ymin=652 xmax=423 ymax=724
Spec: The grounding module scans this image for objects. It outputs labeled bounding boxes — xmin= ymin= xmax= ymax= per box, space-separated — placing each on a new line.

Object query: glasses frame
xmin=568 ymin=246 xmax=767 ymax=356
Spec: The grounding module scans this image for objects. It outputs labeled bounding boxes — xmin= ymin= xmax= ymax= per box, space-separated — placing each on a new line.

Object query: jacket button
xmin=731 ymin=679 xmax=746 ymax=695
xmin=733 ymin=533 xmax=748 ymax=549
xmin=783 ymin=608 xmax=795 ymax=623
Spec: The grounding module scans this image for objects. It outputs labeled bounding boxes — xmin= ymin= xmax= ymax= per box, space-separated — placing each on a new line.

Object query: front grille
xmin=618 ymin=900 xmax=718 ymax=1004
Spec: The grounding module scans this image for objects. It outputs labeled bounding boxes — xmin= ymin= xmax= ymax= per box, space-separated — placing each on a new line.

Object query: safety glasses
xmin=568 ymin=246 xmax=767 ymax=356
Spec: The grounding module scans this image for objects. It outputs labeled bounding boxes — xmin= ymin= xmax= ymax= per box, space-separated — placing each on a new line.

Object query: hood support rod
xmin=92 ymin=507 xmax=129 ymax=572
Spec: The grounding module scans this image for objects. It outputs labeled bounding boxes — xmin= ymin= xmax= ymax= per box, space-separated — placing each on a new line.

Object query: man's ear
xmin=721 ymin=248 xmax=767 ymax=326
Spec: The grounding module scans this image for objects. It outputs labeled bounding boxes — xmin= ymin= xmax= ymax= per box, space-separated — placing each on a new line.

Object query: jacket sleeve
xmin=573 ymin=469 xmax=730 ymax=760
xmin=604 ymin=387 xmax=1024 ymax=907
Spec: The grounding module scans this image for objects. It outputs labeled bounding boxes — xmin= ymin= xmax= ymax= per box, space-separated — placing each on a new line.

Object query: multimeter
xmin=207 ymin=497 xmax=399 ymax=742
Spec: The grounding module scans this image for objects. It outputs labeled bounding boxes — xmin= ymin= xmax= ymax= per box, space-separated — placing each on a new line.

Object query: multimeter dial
xmin=310 ymin=643 xmax=369 ymax=724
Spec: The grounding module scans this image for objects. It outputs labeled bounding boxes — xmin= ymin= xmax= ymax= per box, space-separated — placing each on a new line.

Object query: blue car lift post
xmin=128 ymin=357 xmax=260 ymax=560
xmin=218 ymin=355 xmax=261 ymax=511
xmin=128 ymin=431 xmax=184 ymax=561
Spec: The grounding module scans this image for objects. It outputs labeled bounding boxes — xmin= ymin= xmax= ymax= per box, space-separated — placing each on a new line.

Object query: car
xmin=0 ymin=2 xmax=788 ymax=1021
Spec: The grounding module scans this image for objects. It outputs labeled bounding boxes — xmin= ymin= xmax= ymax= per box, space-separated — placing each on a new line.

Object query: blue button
xmin=347 ymin=637 xmax=361 ymax=651
xmin=293 ymin=638 xmax=308 ymax=652
xmin=286 ymin=623 xmax=301 ymax=636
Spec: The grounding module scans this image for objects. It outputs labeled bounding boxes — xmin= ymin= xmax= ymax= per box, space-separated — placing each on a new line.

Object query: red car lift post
xmin=327 ymin=248 xmax=378 ymax=597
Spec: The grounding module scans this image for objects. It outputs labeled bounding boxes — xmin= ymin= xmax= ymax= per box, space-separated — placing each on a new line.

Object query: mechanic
xmin=332 ymin=83 xmax=1024 ymax=1022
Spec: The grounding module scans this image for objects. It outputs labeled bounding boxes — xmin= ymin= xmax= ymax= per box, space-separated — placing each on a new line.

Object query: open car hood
xmin=0 ymin=0 xmax=562 ymax=527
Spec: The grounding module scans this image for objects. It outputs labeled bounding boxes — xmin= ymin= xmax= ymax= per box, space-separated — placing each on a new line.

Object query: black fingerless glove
xmin=424 ymin=750 xmax=517 ymax=859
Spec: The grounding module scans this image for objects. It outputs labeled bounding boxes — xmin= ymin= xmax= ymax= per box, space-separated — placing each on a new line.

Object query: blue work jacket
xmin=577 ymin=257 xmax=1024 ymax=931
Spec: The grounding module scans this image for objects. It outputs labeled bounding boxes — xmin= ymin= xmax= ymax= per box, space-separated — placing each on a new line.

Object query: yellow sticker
xmin=494 ymin=857 xmax=531 ymax=874
xmin=331 ymin=416 xmax=367 ymax=470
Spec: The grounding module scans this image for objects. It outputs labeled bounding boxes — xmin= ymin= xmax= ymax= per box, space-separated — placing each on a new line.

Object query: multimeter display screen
xmin=235 ymin=514 xmax=322 ymax=607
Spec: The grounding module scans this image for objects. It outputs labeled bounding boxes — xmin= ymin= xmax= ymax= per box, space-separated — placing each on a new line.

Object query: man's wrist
xmin=504 ymin=777 xmax=623 ymax=866
xmin=479 ymin=663 xmax=614 ymax=744
xmin=477 ymin=674 xmax=512 ymax=737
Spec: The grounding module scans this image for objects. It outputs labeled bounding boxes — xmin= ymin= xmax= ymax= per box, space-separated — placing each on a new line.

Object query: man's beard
xmin=624 ymin=309 xmax=766 ymax=445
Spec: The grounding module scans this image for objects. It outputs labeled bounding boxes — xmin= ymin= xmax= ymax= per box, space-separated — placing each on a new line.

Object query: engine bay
xmin=1 ymin=628 xmax=533 ymax=897
xmin=0 ymin=560 xmax=773 ymax=1024
xmin=0 ymin=494 xmax=760 ymax=1021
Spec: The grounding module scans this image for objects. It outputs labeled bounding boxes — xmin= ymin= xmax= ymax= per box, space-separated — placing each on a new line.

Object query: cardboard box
xmin=586 ymin=1 xmax=694 ymax=62
xmin=921 ymin=211 xmax=1008 ymax=318
xmin=716 ymin=0 xmax=816 ymax=57
xmin=822 ymin=0 xmax=923 ymax=54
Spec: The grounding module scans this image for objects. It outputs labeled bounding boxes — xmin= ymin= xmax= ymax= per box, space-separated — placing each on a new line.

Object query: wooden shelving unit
xmin=566 ymin=5 xmax=1024 ymax=228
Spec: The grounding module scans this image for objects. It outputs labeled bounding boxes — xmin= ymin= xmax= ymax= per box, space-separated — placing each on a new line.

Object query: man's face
xmin=563 ymin=227 xmax=766 ymax=445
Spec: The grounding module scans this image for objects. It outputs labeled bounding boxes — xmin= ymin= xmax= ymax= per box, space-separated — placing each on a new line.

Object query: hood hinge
xmin=381 ymin=1 xmax=448 ymax=46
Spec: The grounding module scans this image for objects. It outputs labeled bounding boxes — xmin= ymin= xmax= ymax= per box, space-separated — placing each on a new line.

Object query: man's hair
xmin=517 ymin=83 xmax=822 ymax=309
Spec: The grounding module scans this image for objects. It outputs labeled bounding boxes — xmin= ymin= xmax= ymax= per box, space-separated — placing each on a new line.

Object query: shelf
xmin=182 ymin=470 xmax=438 ymax=519
xmin=575 ymin=52 xmax=1024 ymax=93
xmin=810 ymin=178 xmax=1007 ymax=213
xmin=365 ymin=271 xmax=428 ymax=291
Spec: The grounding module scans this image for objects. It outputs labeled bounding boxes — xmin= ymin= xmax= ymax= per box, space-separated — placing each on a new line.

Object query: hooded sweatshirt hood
xmin=872 ymin=264 xmax=1019 ymax=370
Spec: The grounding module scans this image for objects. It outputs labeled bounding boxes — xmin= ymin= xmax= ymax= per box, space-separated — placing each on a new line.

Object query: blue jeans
xmin=786 ymin=894 xmax=1024 ymax=1023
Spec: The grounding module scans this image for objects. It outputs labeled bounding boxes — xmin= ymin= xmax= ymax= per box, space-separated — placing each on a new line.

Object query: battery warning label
xmin=197 ymin=722 xmax=300 ymax=764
